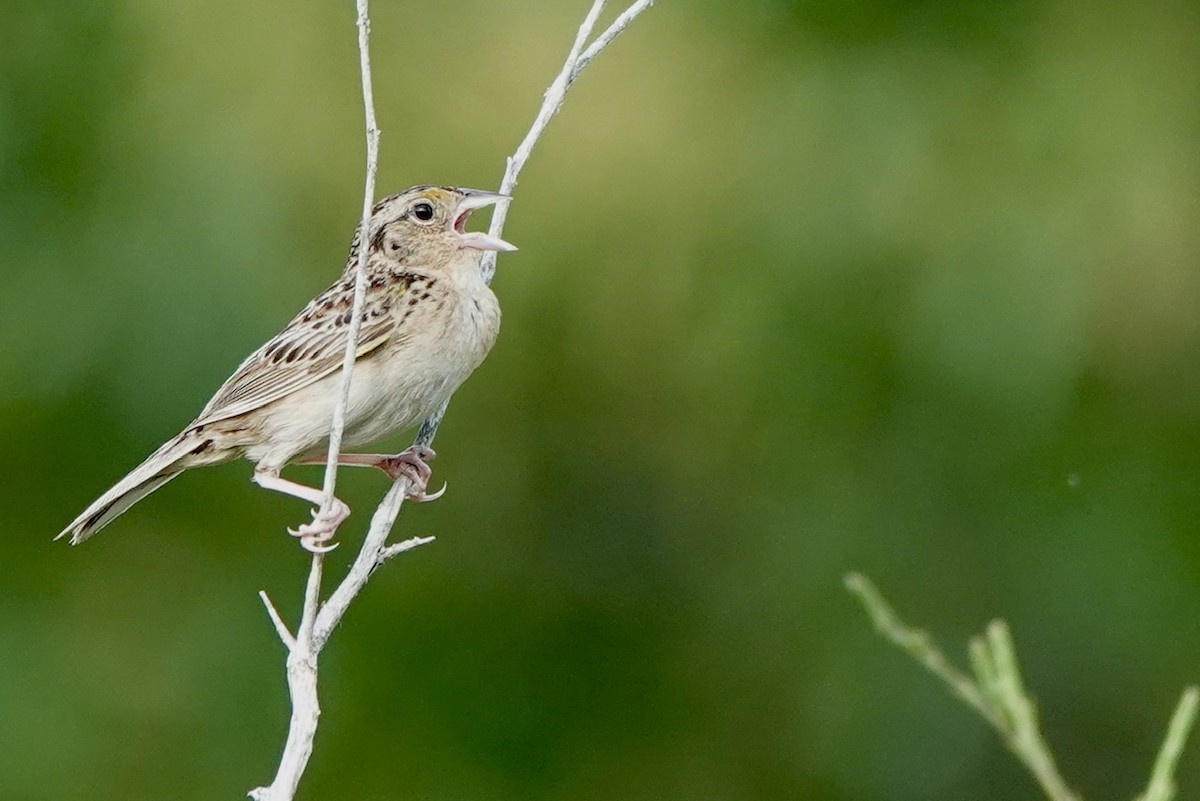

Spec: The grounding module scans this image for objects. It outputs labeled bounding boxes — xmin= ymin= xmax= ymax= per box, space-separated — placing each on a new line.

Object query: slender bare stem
xmin=478 ymin=0 xmax=655 ymax=285
xmin=320 ymin=0 xmax=381 ymax=518
xmin=414 ymin=0 xmax=654 ymax=447
xmin=258 ymin=591 xmax=295 ymax=649
xmin=250 ymin=2 xmax=654 ymax=798
xmin=248 ymin=2 xmax=379 ymax=798
xmin=573 ymin=0 xmax=654 ymax=81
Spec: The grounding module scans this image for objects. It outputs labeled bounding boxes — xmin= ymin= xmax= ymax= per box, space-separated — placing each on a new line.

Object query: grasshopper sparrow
xmin=58 ymin=186 xmax=515 ymax=552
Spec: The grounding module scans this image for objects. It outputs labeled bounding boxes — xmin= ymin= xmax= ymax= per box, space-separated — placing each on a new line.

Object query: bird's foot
xmin=378 ymin=446 xmax=445 ymax=502
xmin=287 ymin=499 xmax=350 ymax=553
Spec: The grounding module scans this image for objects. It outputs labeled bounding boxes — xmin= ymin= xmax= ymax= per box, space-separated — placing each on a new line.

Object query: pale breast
xmin=343 ymin=274 xmax=500 ymax=445
xmin=241 ymin=267 xmax=500 ymax=469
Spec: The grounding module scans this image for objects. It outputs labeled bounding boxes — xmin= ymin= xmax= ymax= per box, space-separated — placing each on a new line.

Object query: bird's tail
xmin=57 ymin=432 xmax=201 ymax=545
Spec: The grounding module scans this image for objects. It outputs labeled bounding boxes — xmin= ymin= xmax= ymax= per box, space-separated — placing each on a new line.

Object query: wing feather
xmin=193 ymin=278 xmax=408 ymax=426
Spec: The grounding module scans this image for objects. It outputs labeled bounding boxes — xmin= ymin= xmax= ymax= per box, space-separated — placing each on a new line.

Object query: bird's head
xmin=358 ymin=186 xmax=516 ymax=272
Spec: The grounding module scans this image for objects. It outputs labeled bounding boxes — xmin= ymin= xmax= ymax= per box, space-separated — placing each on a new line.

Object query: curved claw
xmin=288 ymin=507 xmax=321 ymax=536
xmin=286 ymin=501 xmax=349 ymax=552
xmin=301 ymin=537 xmax=339 ymax=554
xmin=408 ymin=481 xmax=447 ymax=503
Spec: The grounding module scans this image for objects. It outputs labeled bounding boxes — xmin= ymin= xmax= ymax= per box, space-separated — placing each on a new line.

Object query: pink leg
xmin=296 ymin=446 xmax=445 ymax=502
xmin=253 ymin=468 xmax=349 ymax=553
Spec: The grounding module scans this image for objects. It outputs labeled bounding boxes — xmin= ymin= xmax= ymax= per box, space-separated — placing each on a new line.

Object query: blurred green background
xmin=3 ymin=0 xmax=1200 ymax=798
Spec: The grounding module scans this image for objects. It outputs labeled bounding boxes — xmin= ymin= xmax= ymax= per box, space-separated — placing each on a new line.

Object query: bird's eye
xmin=412 ymin=202 xmax=434 ymax=222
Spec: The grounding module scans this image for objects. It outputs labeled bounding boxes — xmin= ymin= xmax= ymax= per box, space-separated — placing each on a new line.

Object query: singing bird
xmin=58 ymin=186 xmax=516 ymax=552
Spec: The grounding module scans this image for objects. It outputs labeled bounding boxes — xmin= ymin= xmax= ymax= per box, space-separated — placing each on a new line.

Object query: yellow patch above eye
xmin=418 ymin=188 xmax=454 ymax=206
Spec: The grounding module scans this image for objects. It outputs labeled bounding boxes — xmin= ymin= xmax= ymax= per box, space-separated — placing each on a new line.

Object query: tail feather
xmin=58 ymin=435 xmax=198 ymax=545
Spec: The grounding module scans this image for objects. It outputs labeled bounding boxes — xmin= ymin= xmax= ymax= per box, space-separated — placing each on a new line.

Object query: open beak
xmin=453 ymin=189 xmax=517 ymax=252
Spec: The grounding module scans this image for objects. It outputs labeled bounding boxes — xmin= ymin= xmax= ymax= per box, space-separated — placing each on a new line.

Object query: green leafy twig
xmin=845 ymin=573 xmax=1197 ymax=801
xmin=1136 ymin=687 xmax=1200 ymax=801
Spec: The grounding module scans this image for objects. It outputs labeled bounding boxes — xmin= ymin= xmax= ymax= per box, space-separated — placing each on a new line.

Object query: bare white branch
xmin=313 ymin=486 xmax=434 ymax=651
xmin=249 ymin=649 xmax=320 ymax=801
xmin=251 ymin=2 xmax=654 ymax=798
xmin=574 ymin=0 xmax=655 ymax=81
xmin=479 ymin=0 xmax=655 ymax=284
xmin=250 ymin=1 xmax=378 ymax=797
xmin=320 ymin=0 xmax=381 ymax=528
xmin=380 ymin=534 xmax=437 ymax=564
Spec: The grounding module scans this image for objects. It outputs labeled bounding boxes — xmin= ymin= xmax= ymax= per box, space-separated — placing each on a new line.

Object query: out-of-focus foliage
xmin=2 ymin=0 xmax=1199 ymax=798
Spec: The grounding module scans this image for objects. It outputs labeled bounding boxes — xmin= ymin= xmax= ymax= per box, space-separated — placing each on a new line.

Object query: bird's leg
xmin=295 ymin=446 xmax=445 ymax=502
xmin=252 ymin=468 xmax=349 ymax=553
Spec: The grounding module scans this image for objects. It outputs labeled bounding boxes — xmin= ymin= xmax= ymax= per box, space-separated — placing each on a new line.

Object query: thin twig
xmin=312 ymin=480 xmax=424 ymax=650
xmin=843 ymin=573 xmax=997 ymax=725
xmin=1137 ymin=687 xmax=1200 ymax=801
xmin=320 ymin=0 xmax=381 ymax=519
xmin=981 ymin=621 xmax=1080 ymax=801
xmin=573 ymin=0 xmax=654 ymax=81
xmin=258 ymin=591 xmax=295 ymax=649
xmin=478 ymin=0 xmax=655 ymax=285
xmin=413 ymin=0 xmax=654 ymax=446
xmin=379 ymin=534 xmax=437 ymax=565
xmin=248 ymin=2 xmax=379 ymax=798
